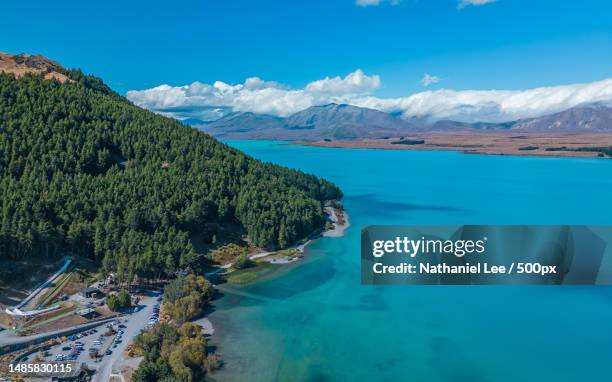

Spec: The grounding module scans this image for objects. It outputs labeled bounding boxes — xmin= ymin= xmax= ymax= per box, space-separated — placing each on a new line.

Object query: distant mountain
xmin=286 ymin=103 xmax=411 ymax=130
xmin=427 ymin=104 xmax=612 ymax=132
xmin=197 ymin=102 xmax=612 ymax=140
xmin=181 ymin=118 xmax=208 ymax=126
xmin=428 ymin=120 xmax=515 ymax=131
xmin=200 ymin=103 xmax=421 ymax=140
xmin=208 ymin=112 xmax=285 ymax=131
xmin=511 ymin=104 xmax=612 ymax=132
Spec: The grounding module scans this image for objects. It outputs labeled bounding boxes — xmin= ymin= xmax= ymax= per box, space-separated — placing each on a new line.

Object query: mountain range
xmin=4 ymin=52 xmax=609 ymax=141
xmin=200 ymin=104 xmax=424 ymax=140
xmin=198 ymin=102 xmax=612 ymax=140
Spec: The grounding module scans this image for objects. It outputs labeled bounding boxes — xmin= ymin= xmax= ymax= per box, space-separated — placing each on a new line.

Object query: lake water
xmin=209 ymin=141 xmax=612 ymax=382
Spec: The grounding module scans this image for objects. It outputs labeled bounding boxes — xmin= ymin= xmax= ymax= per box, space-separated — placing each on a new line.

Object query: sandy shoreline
xmin=323 ymin=206 xmax=350 ymax=237
xmin=194 ymin=316 xmax=215 ymax=336
xmin=249 ymin=206 xmax=350 ymax=264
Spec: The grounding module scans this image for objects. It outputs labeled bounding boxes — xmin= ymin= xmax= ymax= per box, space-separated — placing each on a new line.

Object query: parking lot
xmin=22 ymin=322 xmax=122 ymax=365
xmin=17 ymin=290 xmax=162 ymax=380
xmin=93 ymin=291 xmax=161 ymax=382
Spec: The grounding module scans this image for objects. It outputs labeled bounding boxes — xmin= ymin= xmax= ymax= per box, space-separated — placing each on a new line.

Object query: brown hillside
xmin=0 ymin=52 xmax=69 ymax=82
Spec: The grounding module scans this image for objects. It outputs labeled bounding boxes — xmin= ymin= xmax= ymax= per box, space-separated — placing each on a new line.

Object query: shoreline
xmin=293 ymin=133 xmax=612 ymax=159
xmin=249 ymin=205 xmax=350 ymax=264
xmin=202 ymin=206 xmax=350 ymax=339
xmin=194 ymin=316 xmax=215 ymax=336
xmin=323 ymin=206 xmax=350 ymax=238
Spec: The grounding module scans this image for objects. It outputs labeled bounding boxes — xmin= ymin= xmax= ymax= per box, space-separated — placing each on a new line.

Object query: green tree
xmin=0 ymin=70 xmax=342 ymax=279
xmin=106 ymin=295 xmax=120 ymax=311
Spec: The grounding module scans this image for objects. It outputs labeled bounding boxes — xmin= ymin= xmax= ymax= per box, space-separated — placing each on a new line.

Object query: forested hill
xmin=0 ymin=68 xmax=341 ymax=281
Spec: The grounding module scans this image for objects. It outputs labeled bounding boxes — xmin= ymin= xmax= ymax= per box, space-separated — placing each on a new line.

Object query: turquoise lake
xmin=209 ymin=141 xmax=612 ymax=382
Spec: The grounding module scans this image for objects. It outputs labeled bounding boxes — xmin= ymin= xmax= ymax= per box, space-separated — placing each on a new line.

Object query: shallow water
xmin=209 ymin=141 xmax=612 ymax=382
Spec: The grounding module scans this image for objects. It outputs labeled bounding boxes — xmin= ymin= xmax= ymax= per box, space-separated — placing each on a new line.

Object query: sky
xmin=3 ymin=0 xmax=612 ymax=122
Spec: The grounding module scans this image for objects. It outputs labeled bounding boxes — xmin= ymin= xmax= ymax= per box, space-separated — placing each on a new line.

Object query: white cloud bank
xmin=128 ymin=70 xmax=380 ymax=118
xmin=127 ymin=71 xmax=612 ymax=124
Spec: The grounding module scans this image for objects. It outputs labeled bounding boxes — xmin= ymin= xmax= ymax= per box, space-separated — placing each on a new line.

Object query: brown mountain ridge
xmin=0 ymin=52 xmax=69 ymax=82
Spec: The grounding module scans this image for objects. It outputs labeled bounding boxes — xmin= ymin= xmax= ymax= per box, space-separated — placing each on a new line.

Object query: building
xmin=77 ymin=308 xmax=100 ymax=319
xmin=78 ymin=287 xmax=103 ymax=299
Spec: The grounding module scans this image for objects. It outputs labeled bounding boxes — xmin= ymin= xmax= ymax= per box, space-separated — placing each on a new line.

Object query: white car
xmin=55 ymin=354 xmax=65 ymax=361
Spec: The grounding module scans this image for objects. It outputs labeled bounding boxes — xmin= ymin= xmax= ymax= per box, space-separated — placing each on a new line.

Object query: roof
xmin=80 ymin=287 xmax=101 ymax=293
xmin=77 ymin=308 xmax=96 ymax=316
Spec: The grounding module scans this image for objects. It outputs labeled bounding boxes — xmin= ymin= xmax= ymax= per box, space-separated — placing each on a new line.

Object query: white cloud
xmin=356 ymin=0 xmax=401 ymax=7
xmin=458 ymin=0 xmax=497 ymax=9
xmin=127 ymin=73 xmax=612 ymax=124
xmin=351 ymin=79 xmax=612 ymax=122
xmin=305 ymin=69 xmax=380 ymax=94
xmin=421 ymin=73 xmax=441 ymax=86
xmin=127 ymin=70 xmax=380 ymax=119
xmin=244 ymin=77 xmax=284 ymax=90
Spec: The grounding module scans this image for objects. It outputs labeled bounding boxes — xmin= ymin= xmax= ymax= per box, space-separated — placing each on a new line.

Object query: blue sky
xmin=3 ymin=1 xmax=612 ymax=123
xmin=3 ymin=0 xmax=611 ymax=95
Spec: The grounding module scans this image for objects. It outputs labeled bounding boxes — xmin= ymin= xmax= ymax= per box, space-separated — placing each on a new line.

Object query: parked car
xmin=105 ymin=349 xmax=112 ymax=355
xmin=62 ymin=346 xmax=71 ymax=351
xmin=118 ymin=324 xmax=126 ymax=329
xmin=55 ymin=354 xmax=65 ymax=361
